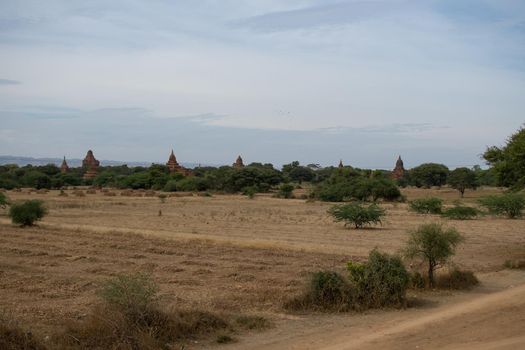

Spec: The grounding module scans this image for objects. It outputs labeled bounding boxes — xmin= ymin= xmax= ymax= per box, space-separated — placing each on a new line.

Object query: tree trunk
xmin=428 ymin=260 xmax=435 ymax=288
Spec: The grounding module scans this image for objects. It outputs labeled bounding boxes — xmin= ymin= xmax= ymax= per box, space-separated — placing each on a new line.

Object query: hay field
xmin=1 ymin=187 xmax=524 ymax=349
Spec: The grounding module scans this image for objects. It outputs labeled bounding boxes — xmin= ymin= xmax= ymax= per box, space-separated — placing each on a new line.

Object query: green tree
xmin=328 ymin=203 xmax=386 ymax=229
xmin=405 ymin=223 xmax=463 ymax=288
xmin=483 ymin=125 xmax=525 ymax=189
xmin=448 ymin=167 xmax=478 ymax=197
xmin=409 ymin=163 xmax=449 ymax=188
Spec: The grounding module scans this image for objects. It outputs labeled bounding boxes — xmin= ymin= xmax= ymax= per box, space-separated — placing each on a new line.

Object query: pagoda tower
xmin=233 ymin=155 xmax=244 ymax=168
xmin=166 ymin=150 xmax=192 ymax=176
xmin=391 ymin=156 xmax=405 ymax=180
xmin=60 ymin=156 xmax=69 ymax=174
xmin=82 ymin=150 xmax=100 ymax=179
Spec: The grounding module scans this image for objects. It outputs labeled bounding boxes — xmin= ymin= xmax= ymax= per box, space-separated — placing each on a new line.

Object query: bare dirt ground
xmin=1 ymin=187 xmax=524 ymax=349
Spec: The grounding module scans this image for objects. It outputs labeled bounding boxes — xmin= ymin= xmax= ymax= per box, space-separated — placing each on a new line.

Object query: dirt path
xmin=222 ymin=276 xmax=525 ymax=350
xmin=323 ymin=282 xmax=525 ymax=350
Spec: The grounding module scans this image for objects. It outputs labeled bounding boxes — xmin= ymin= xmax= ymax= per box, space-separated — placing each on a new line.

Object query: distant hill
xmin=0 ymin=155 xmax=203 ymax=169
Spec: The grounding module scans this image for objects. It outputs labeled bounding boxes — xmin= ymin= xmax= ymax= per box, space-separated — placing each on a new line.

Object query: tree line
xmin=0 ymin=124 xmax=523 ymax=196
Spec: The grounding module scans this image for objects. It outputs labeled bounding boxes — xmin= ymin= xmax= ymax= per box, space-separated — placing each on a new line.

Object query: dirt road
xmin=224 ymin=273 xmax=525 ymax=350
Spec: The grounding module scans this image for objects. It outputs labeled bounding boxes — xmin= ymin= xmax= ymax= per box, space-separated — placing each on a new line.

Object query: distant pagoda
xmin=391 ymin=156 xmax=405 ymax=180
xmin=60 ymin=156 xmax=69 ymax=174
xmin=82 ymin=150 xmax=100 ymax=179
xmin=233 ymin=155 xmax=244 ymax=168
xmin=166 ymin=150 xmax=192 ymax=176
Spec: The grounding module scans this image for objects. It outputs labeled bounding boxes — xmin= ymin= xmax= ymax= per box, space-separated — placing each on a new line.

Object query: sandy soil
xmin=1 ymin=187 xmax=524 ymax=349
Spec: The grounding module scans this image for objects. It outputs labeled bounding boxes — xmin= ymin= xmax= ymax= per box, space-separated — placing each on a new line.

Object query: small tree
xmin=8 ymin=200 xmax=48 ymax=226
xmin=405 ymin=223 xmax=463 ymax=288
xmin=448 ymin=167 xmax=478 ymax=197
xmin=329 ymin=203 xmax=385 ymax=229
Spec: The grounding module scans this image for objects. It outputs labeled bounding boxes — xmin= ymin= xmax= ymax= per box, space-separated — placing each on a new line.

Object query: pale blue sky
xmin=0 ymin=0 xmax=524 ymax=168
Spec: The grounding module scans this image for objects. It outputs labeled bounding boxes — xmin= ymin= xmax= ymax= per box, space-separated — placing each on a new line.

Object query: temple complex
xmin=391 ymin=156 xmax=405 ymax=180
xmin=82 ymin=150 xmax=100 ymax=179
xmin=166 ymin=150 xmax=192 ymax=176
xmin=60 ymin=156 xmax=69 ymax=174
xmin=233 ymin=155 xmax=244 ymax=168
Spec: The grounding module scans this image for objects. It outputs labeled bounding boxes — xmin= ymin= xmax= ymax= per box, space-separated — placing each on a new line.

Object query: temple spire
xmin=391 ymin=155 xmax=405 ymax=180
xmin=233 ymin=155 xmax=244 ymax=168
xmin=60 ymin=156 xmax=69 ymax=174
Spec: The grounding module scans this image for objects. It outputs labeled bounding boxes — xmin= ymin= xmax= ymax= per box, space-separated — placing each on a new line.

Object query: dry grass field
xmin=1 ymin=187 xmax=525 ymax=349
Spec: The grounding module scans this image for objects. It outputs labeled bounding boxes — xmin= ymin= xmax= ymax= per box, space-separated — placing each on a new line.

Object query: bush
xmin=157 ymin=193 xmax=167 ymax=203
xmin=285 ymin=250 xmax=409 ymax=312
xmin=328 ymin=203 xmax=385 ymax=229
xmin=409 ymin=197 xmax=443 ymax=214
xmin=0 ymin=314 xmax=46 ymax=350
xmin=58 ymin=273 xmax=230 ymax=349
xmin=347 ymin=249 xmax=409 ymax=309
xmin=479 ymin=193 xmax=525 ymax=219
xmin=284 ymin=271 xmax=352 ymax=312
xmin=436 ymin=269 xmax=479 ymax=290
xmin=98 ymin=273 xmax=158 ymax=315
xmin=409 ymin=272 xmax=426 ymax=289
xmin=242 ymin=186 xmax=257 ymax=199
xmin=176 ymin=177 xmax=209 ymax=192
xmin=277 ymin=183 xmax=295 ymax=198
xmin=314 ymin=178 xmax=402 ymax=202
xmin=163 ymin=179 xmax=178 ymax=192
xmin=8 ymin=200 xmax=47 ymax=226
xmin=0 ymin=192 xmax=9 ymax=208
xmin=441 ymin=204 xmax=480 ymax=220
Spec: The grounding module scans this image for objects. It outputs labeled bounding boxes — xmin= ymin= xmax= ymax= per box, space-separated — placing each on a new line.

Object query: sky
xmin=0 ymin=0 xmax=524 ymax=169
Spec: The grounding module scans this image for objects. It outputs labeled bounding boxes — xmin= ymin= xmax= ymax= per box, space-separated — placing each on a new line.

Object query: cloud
xmin=0 ymin=106 xmax=503 ymax=169
xmin=234 ymin=1 xmax=401 ymax=32
xmin=0 ymin=78 xmax=20 ymax=85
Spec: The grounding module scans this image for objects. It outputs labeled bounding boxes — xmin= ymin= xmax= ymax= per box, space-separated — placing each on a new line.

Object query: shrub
xmin=409 ymin=272 xmax=426 ymax=289
xmin=405 ymin=223 xmax=463 ymax=288
xmin=98 ymin=273 xmax=158 ymax=315
xmin=234 ymin=315 xmax=272 ymax=330
xmin=0 ymin=314 xmax=46 ymax=350
xmin=163 ymin=180 xmax=178 ymax=192
xmin=347 ymin=249 xmax=409 ymax=309
xmin=409 ymin=197 xmax=443 ymax=214
xmin=176 ymin=177 xmax=209 ymax=192
xmin=436 ymin=269 xmax=479 ymax=290
xmin=479 ymin=193 xmax=525 ymax=219
xmin=285 ymin=250 xmax=409 ymax=312
xmin=284 ymin=271 xmax=352 ymax=312
xmin=441 ymin=204 xmax=480 ymax=220
xmin=277 ymin=184 xmax=295 ymax=198
xmin=157 ymin=193 xmax=167 ymax=203
xmin=0 ymin=192 xmax=9 ymax=208
xmin=216 ymin=335 xmax=235 ymax=344
xmin=8 ymin=200 xmax=47 ymax=226
xmin=328 ymin=203 xmax=385 ymax=229
xmin=59 ymin=273 xmax=230 ymax=349
xmin=242 ymin=186 xmax=257 ymax=199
